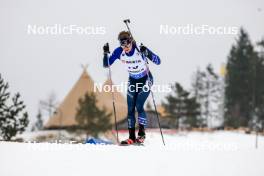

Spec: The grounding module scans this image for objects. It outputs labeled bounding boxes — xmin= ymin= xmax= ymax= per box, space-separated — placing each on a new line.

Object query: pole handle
xmin=123 ymin=19 xmax=130 ymax=23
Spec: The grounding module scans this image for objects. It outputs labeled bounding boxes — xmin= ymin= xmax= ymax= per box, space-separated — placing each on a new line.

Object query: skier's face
xmin=122 ymin=43 xmax=132 ymax=52
xmin=120 ymin=38 xmax=132 ymax=52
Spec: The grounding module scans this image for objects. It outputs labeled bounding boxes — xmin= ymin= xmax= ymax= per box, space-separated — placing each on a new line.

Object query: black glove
xmin=140 ymin=44 xmax=149 ymax=58
xmin=103 ymin=43 xmax=110 ymax=54
xmin=140 ymin=45 xmax=147 ymax=53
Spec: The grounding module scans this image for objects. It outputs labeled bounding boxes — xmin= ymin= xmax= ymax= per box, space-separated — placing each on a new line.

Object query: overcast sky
xmin=0 ymin=0 xmax=264 ymax=124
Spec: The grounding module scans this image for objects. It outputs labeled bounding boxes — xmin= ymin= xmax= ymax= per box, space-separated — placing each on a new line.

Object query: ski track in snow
xmin=1 ymin=131 xmax=264 ymax=176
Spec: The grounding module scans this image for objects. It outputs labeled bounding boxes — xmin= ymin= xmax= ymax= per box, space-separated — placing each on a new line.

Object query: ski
xmin=119 ymin=143 xmax=144 ymax=146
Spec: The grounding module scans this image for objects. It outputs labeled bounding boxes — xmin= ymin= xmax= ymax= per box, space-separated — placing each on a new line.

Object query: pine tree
xmin=183 ymin=96 xmax=202 ymax=128
xmin=254 ymin=39 xmax=264 ymax=131
xmin=0 ymin=74 xmax=29 ymax=141
xmin=75 ymin=92 xmax=112 ymax=138
xmin=31 ymin=109 xmax=43 ymax=131
xmin=191 ymin=65 xmax=221 ymax=128
xmin=204 ymin=64 xmax=221 ymax=128
xmin=225 ymin=28 xmax=257 ymax=128
xmin=162 ymin=83 xmax=186 ymax=128
xmin=162 ymin=82 xmax=201 ymax=128
xmin=191 ymin=68 xmax=207 ymax=127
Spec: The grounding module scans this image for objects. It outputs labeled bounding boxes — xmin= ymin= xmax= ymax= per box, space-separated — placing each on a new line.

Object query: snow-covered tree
xmin=0 ymin=74 xmax=29 ymax=140
xmin=191 ymin=64 xmax=222 ymax=128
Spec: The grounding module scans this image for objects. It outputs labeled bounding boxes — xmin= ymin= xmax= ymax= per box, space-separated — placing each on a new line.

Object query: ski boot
xmin=120 ymin=128 xmax=136 ymax=145
xmin=136 ymin=125 xmax=146 ymax=144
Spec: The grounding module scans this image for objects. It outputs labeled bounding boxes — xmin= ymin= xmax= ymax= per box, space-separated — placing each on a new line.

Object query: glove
xmin=140 ymin=44 xmax=149 ymax=60
xmin=140 ymin=45 xmax=147 ymax=53
xmin=103 ymin=43 xmax=110 ymax=54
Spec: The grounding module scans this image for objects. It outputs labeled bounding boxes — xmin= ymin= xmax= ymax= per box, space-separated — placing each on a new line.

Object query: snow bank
xmin=1 ymin=131 xmax=264 ymax=176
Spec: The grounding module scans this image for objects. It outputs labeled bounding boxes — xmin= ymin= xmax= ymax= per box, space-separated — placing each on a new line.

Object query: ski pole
xmin=123 ymin=19 xmax=166 ymax=146
xmin=106 ymin=43 xmax=119 ymax=144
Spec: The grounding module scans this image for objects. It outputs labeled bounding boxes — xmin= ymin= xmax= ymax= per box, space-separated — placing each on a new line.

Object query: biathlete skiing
xmin=103 ymin=30 xmax=161 ymax=145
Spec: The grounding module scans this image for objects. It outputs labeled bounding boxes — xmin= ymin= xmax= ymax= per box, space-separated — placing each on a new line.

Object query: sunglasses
xmin=120 ymin=38 xmax=131 ymax=47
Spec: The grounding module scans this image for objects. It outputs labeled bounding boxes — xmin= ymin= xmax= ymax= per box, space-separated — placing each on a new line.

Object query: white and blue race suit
xmin=103 ymin=43 xmax=161 ymax=129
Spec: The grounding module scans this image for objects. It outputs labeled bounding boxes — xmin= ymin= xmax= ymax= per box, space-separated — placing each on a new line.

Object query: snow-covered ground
xmin=1 ymin=130 xmax=264 ymax=176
